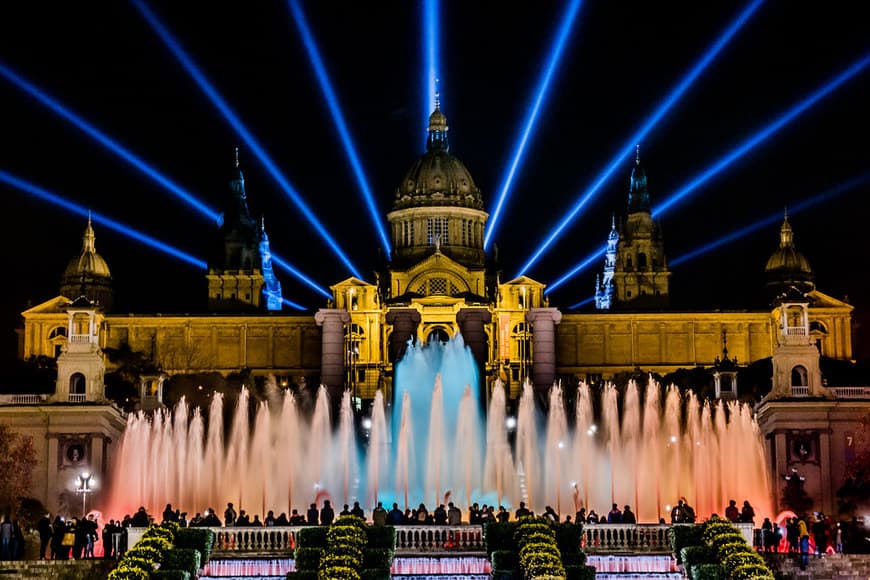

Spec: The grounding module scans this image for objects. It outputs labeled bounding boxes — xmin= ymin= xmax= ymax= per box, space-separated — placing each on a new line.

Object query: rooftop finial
xmin=784 ymin=205 xmax=789 ymax=221
xmin=636 ymin=143 xmax=641 ymax=165
xmin=434 ymin=78 xmax=441 ymax=112
xmin=234 ymin=147 xmax=240 ymax=169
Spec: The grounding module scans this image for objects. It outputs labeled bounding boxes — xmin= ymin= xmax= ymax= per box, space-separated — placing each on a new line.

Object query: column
xmin=819 ymin=430 xmax=833 ymax=514
xmin=385 ymin=308 xmax=421 ymax=364
xmin=315 ymin=309 xmax=351 ymax=403
xmin=456 ymin=308 xmax=492 ymax=382
xmin=526 ymin=307 xmax=562 ymax=400
xmin=46 ymin=435 xmax=60 ymax=515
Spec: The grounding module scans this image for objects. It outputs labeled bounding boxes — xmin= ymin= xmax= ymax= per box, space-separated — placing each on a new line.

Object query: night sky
xmin=1 ymin=2 xmax=869 ymax=359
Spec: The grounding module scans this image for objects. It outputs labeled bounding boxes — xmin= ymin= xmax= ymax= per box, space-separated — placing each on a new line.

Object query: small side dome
xmin=62 ymin=219 xmax=111 ymax=279
xmin=60 ymin=216 xmax=114 ymax=310
xmin=765 ymin=212 xmax=814 ymax=299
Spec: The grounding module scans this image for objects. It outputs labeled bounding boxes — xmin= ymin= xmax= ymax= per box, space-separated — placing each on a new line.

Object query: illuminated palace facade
xmin=5 ymin=105 xmax=867 ymax=516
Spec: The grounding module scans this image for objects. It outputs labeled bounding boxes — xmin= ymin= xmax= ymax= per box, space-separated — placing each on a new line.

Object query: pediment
xmin=331 ymin=276 xmax=376 ymax=291
xmin=404 ymin=251 xmax=469 ymax=278
xmin=501 ymin=275 xmax=546 ymax=290
xmin=807 ymin=289 xmax=854 ymax=310
xmin=21 ymin=296 xmax=72 ymax=316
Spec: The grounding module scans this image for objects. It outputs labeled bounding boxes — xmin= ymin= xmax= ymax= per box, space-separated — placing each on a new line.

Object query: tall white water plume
xmin=106 ymin=335 xmax=773 ymax=524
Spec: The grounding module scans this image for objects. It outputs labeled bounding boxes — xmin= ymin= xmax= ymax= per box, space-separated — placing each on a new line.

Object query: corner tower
xmin=207 ymin=148 xmax=265 ymax=312
xmin=612 ymin=147 xmax=670 ymax=308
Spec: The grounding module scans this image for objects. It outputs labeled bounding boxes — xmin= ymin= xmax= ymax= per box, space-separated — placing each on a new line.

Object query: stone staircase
xmin=0 ymin=559 xmax=114 ymax=579
xmin=765 ymin=553 xmax=870 ymax=580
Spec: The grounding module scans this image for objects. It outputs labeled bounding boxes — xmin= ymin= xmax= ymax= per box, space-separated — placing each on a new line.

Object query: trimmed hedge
xmin=692 ymin=563 xmax=725 ymax=580
xmin=491 ymin=549 xmax=519 ymax=571
xmin=681 ymin=545 xmax=714 ymax=568
xmin=675 ymin=517 xmax=773 ymax=580
xmin=365 ymin=525 xmax=396 ymax=550
xmin=670 ymin=524 xmax=703 ymax=564
xmin=359 ymin=569 xmax=392 ymax=580
xmin=362 ymin=547 xmax=394 ymax=569
xmin=484 ymin=521 xmax=518 ymax=555
xmin=174 ymin=527 xmax=215 ymax=565
xmin=161 ymin=547 xmax=201 ymax=577
xmin=565 ymin=563 xmax=596 ymax=580
xmin=296 ymin=526 xmax=329 ymax=548
xmin=555 ymin=522 xmax=585 ymax=566
xmin=293 ymin=546 xmax=323 ymax=571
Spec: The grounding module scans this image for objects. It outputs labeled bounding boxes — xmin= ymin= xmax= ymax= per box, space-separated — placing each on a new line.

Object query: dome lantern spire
xmin=426 ymin=89 xmax=449 ymax=153
xmin=628 ymin=143 xmax=650 ymax=212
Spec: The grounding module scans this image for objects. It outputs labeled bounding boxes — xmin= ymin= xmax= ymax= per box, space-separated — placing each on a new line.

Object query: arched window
xmin=69 ymin=372 xmax=86 ymax=402
xmin=427 ymin=328 xmax=450 ymax=344
xmin=791 ymin=365 xmax=808 ymax=386
xmin=638 ymin=252 xmax=648 ymax=271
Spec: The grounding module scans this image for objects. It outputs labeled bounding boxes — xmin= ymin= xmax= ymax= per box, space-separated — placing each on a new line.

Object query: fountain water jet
xmin=105 ymin=334 xmax=773 ymax=524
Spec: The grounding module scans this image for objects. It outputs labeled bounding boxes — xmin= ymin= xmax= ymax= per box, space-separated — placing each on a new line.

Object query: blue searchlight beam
xmin=423 ymin=0 xmax=440 ymax=139
xmin=516 ymin=0 xmax=765 ymax=277
xmin=563 ymin=174 xmax=869 ymax=309
xmin=0 ymin=61 xmax=220 ymax=224
xmin=484 ymin=0 xmax=584 ymax=253
xmin=653 ymin=50 xmax=870 ymax=219
xmin=132 ymin=0 xmax=362 ymax=280
xmin=0 ymin=168 xmax=206 ymax=270
xmin=546 ymin=48 xmax=870 ymax=293
xmin=0 ymin=61 xmax=331 ymax=300
xmin=670 ymin=173 xmax=870 ymax=267
xmin=0 ymin=168 xmax=314 ymax=310
xmin=288 ymin=0 xmax=392 ymax=261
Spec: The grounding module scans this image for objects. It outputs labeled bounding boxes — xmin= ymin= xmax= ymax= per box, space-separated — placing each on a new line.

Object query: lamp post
xmin=76 ymin=472 xmax=95 ymax=516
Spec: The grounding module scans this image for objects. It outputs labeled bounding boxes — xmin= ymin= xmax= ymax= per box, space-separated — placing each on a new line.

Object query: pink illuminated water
xmin=106 ymin=335 xmax=772 ymax=524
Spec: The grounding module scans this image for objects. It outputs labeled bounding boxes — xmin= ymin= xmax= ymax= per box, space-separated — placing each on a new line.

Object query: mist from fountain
xmin=106 ymin=334 xmax=773 ymax=523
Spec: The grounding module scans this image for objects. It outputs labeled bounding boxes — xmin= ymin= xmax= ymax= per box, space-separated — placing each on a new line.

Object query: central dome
xmin=393 ymin=105 xmax=483 ymax=211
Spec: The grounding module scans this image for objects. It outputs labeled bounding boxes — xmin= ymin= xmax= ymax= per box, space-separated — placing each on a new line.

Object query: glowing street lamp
xmin=76 ymin=472 xmax=96 ymax=516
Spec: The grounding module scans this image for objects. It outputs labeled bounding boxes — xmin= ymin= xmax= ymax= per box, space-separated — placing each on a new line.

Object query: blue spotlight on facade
xmin=2 ymin=169 xmax=316 ymax=310
xmin=0 ymin=61 xmax=220 ymax=224
xmin=0 ymin=169 xmax=207 ymax=270
xmin=515 ymin=0 xmax=765 ymax=277
xmin=670 ymin=173 xmax=870 ymax=267
xmin=423 ymin=0 xmax=440 ymax=139
xmin=0 ymin=61 xmax=331 ymax=299
xmin=287 ymin=0 xmax=391 ymax=261
xmin=484 ymin=0 xmax=584 ymax=253
xmin=654 ymin=50 xmax=870 ymax=219
xmin=132 ymin=0 xmax=362 ymax=279
xmin=543 ymin=49 xmax=870 ymax=293
xmin=271 ymin=255 xmax=333 ymax=301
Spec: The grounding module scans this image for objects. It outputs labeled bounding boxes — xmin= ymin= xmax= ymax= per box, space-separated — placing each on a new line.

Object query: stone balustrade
xmin=582 ymin=522 xmax=753 ymax=553
xmin=127 ymin=522 xmax=753 ymax=555
xmin=128 ymin=524 xmax=486 ymax=554
xmin=394 ymin=525 xmax=485 ymax=552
